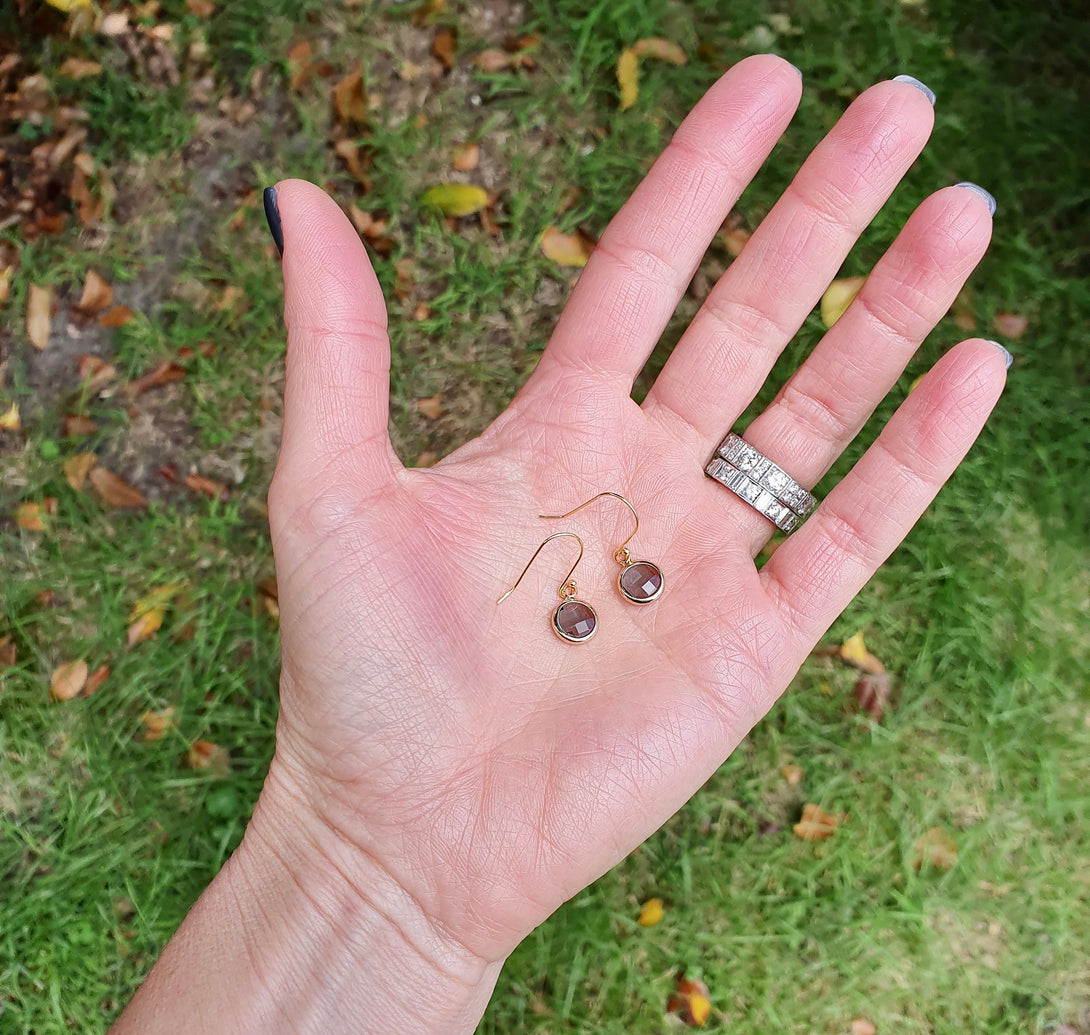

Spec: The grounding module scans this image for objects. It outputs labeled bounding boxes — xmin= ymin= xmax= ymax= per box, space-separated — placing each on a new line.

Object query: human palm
xmin=262 ymin=57 xmax=1004 ymax=968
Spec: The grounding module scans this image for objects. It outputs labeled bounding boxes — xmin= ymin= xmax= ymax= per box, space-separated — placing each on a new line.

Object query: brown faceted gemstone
xmin=554 ymin=599 xmax=597 ymax=642
xmin=619 ymin=561 xmax=663 ymax=604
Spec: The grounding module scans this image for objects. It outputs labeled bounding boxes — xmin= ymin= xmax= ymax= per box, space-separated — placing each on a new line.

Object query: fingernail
xmin=263 ymin=186 xmax=284 ymax=258
xmin=892 ymin=74 xmax=936 ymax=105
xmin=953 ymin=181 xmax=997 ymax=216
xmin=987 ymin=340 xmax=1014 ymax=370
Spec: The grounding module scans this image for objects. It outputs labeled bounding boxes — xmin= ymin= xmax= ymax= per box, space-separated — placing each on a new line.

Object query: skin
xmin=112 ymin=56 xmax=1005 ymax=1032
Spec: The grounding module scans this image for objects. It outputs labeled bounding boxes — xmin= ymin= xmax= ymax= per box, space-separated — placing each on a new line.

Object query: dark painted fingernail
xmin=263 ymin=186 xmax=284 ymax=258
xmin=987 ymin=340 xmax=1014 ymax=370
xmin=892 ymin=74 xmax=936 ymax=105
xmin=954 ymin=181 xmax=997 ymax=216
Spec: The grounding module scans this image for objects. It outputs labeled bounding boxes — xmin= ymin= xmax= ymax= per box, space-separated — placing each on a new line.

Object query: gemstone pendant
xmin=553 ymin=599 xmax=598 ymax=643
xmin=618 ymin=560 xmax=664 ymax=604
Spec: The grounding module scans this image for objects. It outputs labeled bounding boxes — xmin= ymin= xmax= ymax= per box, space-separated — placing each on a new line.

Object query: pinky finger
xmin=760 ymin=339 xmax=1010 ymax=651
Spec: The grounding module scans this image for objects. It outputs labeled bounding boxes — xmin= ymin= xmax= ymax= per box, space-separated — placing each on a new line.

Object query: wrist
xmin=229 ymin=760 xmax=503 ymax=1033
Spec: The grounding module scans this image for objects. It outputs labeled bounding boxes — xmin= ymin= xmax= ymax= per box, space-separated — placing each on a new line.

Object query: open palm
xmin=263 ymin=57 xmax=1004 ymax=970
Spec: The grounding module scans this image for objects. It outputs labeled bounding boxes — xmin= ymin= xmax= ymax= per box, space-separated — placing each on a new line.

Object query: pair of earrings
xmin=496 ymin=492 xmax=664 ymax=644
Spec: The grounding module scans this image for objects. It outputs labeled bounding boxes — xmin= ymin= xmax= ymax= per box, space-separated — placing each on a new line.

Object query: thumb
xmin=265 ymin=179 xmax=399 ymax=498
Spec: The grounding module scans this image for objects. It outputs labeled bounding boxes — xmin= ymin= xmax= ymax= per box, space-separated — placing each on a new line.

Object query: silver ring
xmin=704 ymin=434 xmax=817 ymax=534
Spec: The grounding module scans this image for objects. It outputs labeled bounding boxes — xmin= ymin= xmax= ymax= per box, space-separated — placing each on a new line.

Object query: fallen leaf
xmin=63 ymin=452 xmax=97 ymax=491
xmin=0 ymin=266 xmax=12 ymax=304
xmin=98 ymin=305 xmax=135 ymax=328
xmin=414 ymin=450 xmax=438 ymax=467
xmin=637 ymin=897 xmax=664 ymax=926
xmin=44 ymin=0 xmax=92 ymax=12
xmin=129 ymin=584 xmax=184 ymax=623
xmin=83 ymin=663 xmax=110 ymax=697
xmin=779 ymin=763 xmax=804 ymax=785
xmin=124 ymin=361 xmax=185 ymax=397
xmin=187 ymin=740 xmax=231 ymax=777
xmin=215 ymin=285 xmax=245 ymax=312
xmin=0 ymin=636 xmax=16 ymax=668
xmin=912 ymin=826 xmax=957 ymax=871
xmin=416 ymin=395 xmax=443 ymax=420
xmin=720 ymin=211 xmax=752 ymax=257
xmin=617 ymin=47 xmax=639 ymax=110
xmin=851 ymin=1021 xmax=877 ymax=1035
xmin=667 ymin=974 xmax=711 ymax=1027
xmin=420 ymin=183 xmax=489 ymax=217
xmin=854 ymin=671 xmax=892 ymax=721
xmin=186 ymin=0 xmax=215 ymax=15
xmin=473 ymin=48 xmax=514 ymax=72
xmin=58 ymin=57 xmax=103 ymax=79
xmin=287 ymin=40 xmax=315 ymax=91
xmin=127 ymin=610 xmax=163 ymax=647
xmin=184 ymin=473 xmax=227 ymax=500
xmin=839 ymin=631 xmax=885 ymax=675
xmin=540 ymin=226 xmax=594 ymax=268
xmin=432 ymin=29 xmax=457 ymax=70
xmin=89 ymin=468 xmax=147 ymax=509
xmin=820 ymin=275 xmax=866 ymax=329
xmin=394 ymin=258 xmax=415 ymax=301
xmin=0 ymin=402 xmax=19 ymax=432
xmin=139 ymin=707 xmax=176 ymax=742
xmin=50 ymin=659 xmax=88 ymax=702
xmin=631 ymin=37 xmax=687 ymax=64
xmin=63 ymin=414 xmax=97 ymax=436
xmin=992 ymin=312 xmax=1028 ymax=340
xmin=76 ymin=270 xmax=114 ymax=315
xmin=27 ymin=284 xmax=52 ymax=350
xmin=452 ymin=142 xmax=479 ymax=171
xmin=77 ymin=354 xmax=118 ymax=394
xmin=334 ymin=138 xmax=370 ymax=185
xmin=257 ymin=576 xmax=279 ymax=620
xmin=15 ymin=502 xmax=46 ymax=532
xmin=413 ymin=302 xmax=431 ymax=321
xmin=332 ymin=70 xmax=368 ymax=123
xmin=793 ymin=802 xmax=839 ymax=840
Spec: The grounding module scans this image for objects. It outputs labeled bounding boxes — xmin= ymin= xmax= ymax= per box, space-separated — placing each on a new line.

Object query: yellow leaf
xmin=27 ymin=284 xmax=52 ymax=350
xmin=0 ymin=402 xmax=19 ymax=432
xmin=820 ymin=275 xmax=866 ymax=329
xmin=15 ymin=502 xmax=46 ymax=533
xmin=43 ymin=0 xmax=91 ymax=11
xmin=839 ymin=630 xmax=885 ymax=674
xmin=912 ymin=826 xmax=957 ymax=871
xmin=688 ymin=994 xmax=711 ymax=1026
xmin=0 ymin=266 xmax=13 ymax=304
xmin=779 ymin=763 xmax=803 ymax=785
xmin=50 ymin=659 xmax=88 ymax=701
xmin=140 ymin=707 xmax=177 ymax=742
xmin=793 ymin=802 xmax=839 ymax=840
xmin=58 ymin=57 xmax=103 ymax=79
xmin=540 ymin=226 xmax=594 ymax=268
xmin=631 ymin=37 xmax=687 ymax=65
xmin=617 ymin=47 xmax=638 ymax=110
xmin=420 ymin=183 xmax=489 ymax=217
xmin=127 ymin=609 xmax=163 ymax=647
xmin=637 ymin=897 xmax=664 ymax=926
xmin=63 ymin=452 xmax=97 ymax=491
xmin=129 ymin=583 xmax=185 ymax=623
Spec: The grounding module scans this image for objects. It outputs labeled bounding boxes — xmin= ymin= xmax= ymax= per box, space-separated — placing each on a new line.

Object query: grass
xmin=0 ymin=0 xmax=1087 ymax=1031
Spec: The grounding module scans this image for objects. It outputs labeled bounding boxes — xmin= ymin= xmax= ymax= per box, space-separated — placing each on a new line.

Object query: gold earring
xmin=496 ymin=531 xmax=598 ymax=643
xmin=540 ymin=492 xmax=664 ymax=605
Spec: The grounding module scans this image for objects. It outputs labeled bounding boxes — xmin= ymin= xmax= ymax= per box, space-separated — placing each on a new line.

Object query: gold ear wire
xmin=539 ymin=491 xmax=664 ymax=605
xmin=539 ymin=491 xmax=638 ymax=565
xmin=496 ymin=531 xmax=585 ymax=605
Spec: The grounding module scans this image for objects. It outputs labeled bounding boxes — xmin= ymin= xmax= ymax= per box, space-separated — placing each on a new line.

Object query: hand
xmin=117 ymin=55 xmax=1006 ymax=1033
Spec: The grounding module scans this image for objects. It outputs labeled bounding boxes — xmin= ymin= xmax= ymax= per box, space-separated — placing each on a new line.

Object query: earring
xmin=496 ymin=531 xmax=598 ymax=643
xmin=540 ymin=492 xmax=664 ymax=605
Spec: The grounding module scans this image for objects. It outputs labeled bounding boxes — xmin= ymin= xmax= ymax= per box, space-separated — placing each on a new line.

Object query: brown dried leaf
xmin=186 ymin=0 xmax=215 ymax=15
xmin=432 ymin=29 xmax=457 ymax=70
xmin=666 ymin=974 xmax=711 ymax=1027
xmin=541 ymin=226 xmax=595 ymax=268
xmin=851 ymin=1021 xmax=878 ymax=1035
xmin=98 ymin=304 xmax=135 ymax=328
xmin=452 ymin=142 xmax=479 ymax=171
xmin=0 ymin=402 xmax=19 ymax=432
xmin=64 ymin=414 xmax=97 ymax=437
xmin=287 ymin=40 xmax=315 ymax=91
xmin=139 ymin=706 xmax=176 ymax=741
xmin=473 ymin=48 xmax=513 ymax=72
xmin=0 ymin=266 xmax=12 ymax=304
xmin=63 ymin=452 xmax=97 ymax=491
xmin=334 ymin=138 xmax=370 ymax=186
xmin=414 ymin=450 xmax=438 ymax=467
xmin=0 ymin=636 xmax=16 ymax=668
xmin=793 ymin=802 xmax=839 ymax=840
xmin=15 ymin=502 xmax=46 ymax=532
xmin=27 ymin=284 xmax=52 ymax=350
xmin=412 ymin=302 xmax=431 ymax=321
xmin=76 ymin=270 xmax=113 ymax=315
xmin=83 ymin=663 xmax=110 ymax=697
xmin=617 ymin=48 xmax=639 ymax=110
xmin=779 ymin=763 xmax=803 ymax=785
xmin=89 ymin=468 xmax=147 ymax=509
xmin=332 ymin=70 xmax=368 ymax=124
xmin=186 ymin=740 xmax=230 ymax=777
xmin=416 ymin=395 xmax=442 ymax=420
xmin=184 ymin=473 xmax=227 ymax=500
xmin=51 ymin=659 xmax=89 ymax=702
xmin=127 ymin=609 xmax=163 ymax=647
xmin=854 ymin=671 xmax=892 ymax=721
xmin=58 ymin=57 xmax=103 ymax=79
xmin=77 ymin=354 xmax=118 ymax=394
xmin=215 ymin=285 xmax=245 ymax=312
xmin=631 ymin=37 xmax=687 ymax=64
xmin=992 ymin=312 xmax=1028 ymax=340
xmin=394 ymin=258 xmax=415 ymax=301
xmin=839 ymin=631 xmax=885 ymax=675
xmin=912 ymin=826 xmax=957 ymax=871
xmin=124 ymin=361 xmax=185 ymax=398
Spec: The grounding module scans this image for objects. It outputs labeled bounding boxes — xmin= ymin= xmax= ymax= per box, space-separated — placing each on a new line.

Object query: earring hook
xmin=496 ymin=531 xmax=585 ymax=605
xmin=539 ymin=491 xmax=638 ymax=565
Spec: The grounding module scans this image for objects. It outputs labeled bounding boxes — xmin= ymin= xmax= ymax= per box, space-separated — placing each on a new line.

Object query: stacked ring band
xmin=704 ymin=434 xmax=817 ymax=534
